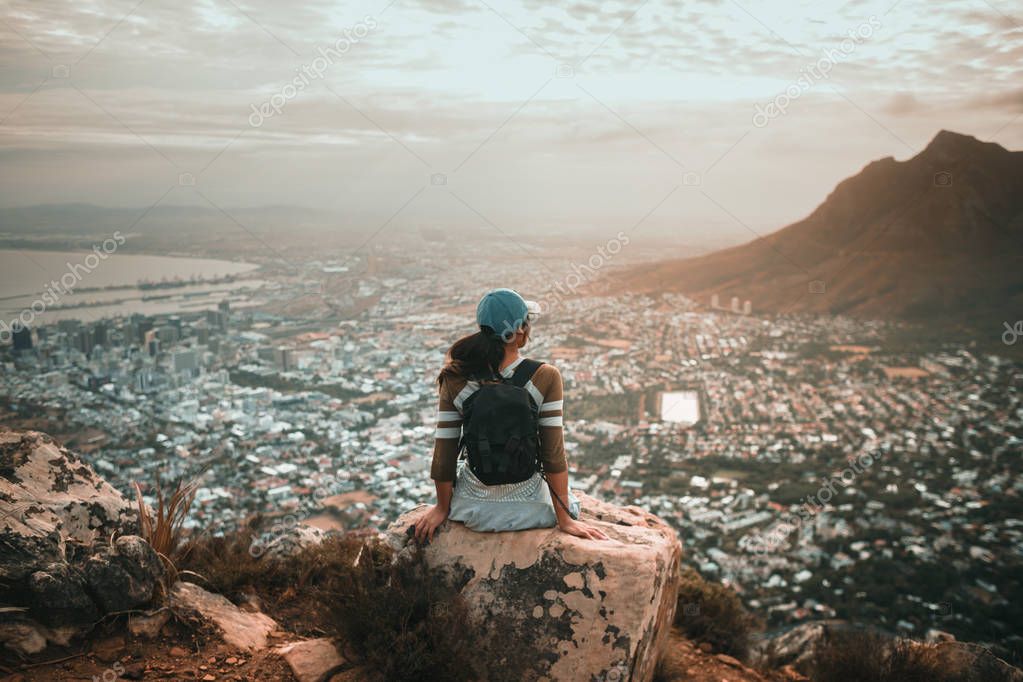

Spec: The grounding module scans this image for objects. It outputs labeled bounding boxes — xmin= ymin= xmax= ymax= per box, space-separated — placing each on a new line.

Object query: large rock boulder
xmin=0 ymin=431 xmax=138 ymax=580
xmin=0 ymin=430 xmax=162 ymax=655
xmin=386 ymin=492 xmax=683 ymax=682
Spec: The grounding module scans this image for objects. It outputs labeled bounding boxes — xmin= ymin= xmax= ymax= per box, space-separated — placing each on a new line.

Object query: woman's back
xmin=431 ymin=356 xmax=566 ymax=483
xmin=412 ymin=288 xmax=607 ymax=542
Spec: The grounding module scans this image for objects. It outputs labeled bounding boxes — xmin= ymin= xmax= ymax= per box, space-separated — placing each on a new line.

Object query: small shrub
xmin=673 ymin=567 xmax=761 ymax=659
xmin=811 ymin=629 xmax=890 ymax=682
xmin=319 ymin=541 xmax=478 ymax=682
xmin=811 ymin=630 xmax=1019 ymax=682
xmin=178 ymin=522 xmax=362 ymax=602
xmin=177 ymin=517 xmax=271 ymax=598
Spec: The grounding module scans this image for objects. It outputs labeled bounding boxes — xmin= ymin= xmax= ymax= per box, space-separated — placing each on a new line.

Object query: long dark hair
xmin=437 ymin=327 xmax=505 ymax=385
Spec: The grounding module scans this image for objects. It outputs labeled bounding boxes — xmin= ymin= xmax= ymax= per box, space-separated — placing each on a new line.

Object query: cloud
xmin=0 ymin=0 xmax=1020 ymax=233
xmin=971 ymin=87 xmax=1023 ymax=113
xmin=884 ymin=92 xmax=922 ymax=116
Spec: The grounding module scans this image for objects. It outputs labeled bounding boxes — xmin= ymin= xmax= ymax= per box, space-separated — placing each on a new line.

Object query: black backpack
xmin=459 ymin=359 xmax=544 ymax=486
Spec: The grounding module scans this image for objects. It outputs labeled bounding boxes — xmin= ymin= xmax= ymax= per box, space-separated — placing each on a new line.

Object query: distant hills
xmin=620 ymin=130 xmax=1023 ymax=321
xmin=0 ymin=203 xmax=335 ymax=236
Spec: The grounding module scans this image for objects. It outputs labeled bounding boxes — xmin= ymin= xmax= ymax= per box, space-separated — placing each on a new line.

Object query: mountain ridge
xmin=618 ymin=130 xmax=1023 ymax=321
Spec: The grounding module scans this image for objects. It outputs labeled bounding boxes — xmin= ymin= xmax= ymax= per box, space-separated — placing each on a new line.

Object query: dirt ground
xmin=1 ymin=618 xmax=298 ymax=682
xmin=657 ymin=630 xmax=807 ymax=682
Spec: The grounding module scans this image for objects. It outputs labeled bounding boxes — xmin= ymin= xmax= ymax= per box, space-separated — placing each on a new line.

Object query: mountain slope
xmin=621 ymin=130 xmax=1023 ymax=320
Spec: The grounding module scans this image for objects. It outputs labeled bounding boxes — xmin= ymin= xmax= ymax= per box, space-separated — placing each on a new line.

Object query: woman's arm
xmin=413 ymin=479 xmax=452 ymax=543
xmin=535 ymin=365 xmax=608 ymax=540
xmin=545 ymin=470 xmax=608 ymax=540
xmin=417 ymin=380 xmax=461 ymax=543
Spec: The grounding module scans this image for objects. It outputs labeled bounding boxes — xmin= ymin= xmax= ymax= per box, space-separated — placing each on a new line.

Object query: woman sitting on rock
xmin=413 ymin=288 xmax=608 ymax=543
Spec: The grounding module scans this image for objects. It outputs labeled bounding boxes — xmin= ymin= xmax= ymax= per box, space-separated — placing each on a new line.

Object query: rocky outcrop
xmin=0 ymin=430 xmax=162 ymax=655
xmin=0 ymin=431 xmax=137 ymax=548
xmin=257 ymin=523 xmax=330 ymax=560
xmin=277 ymin=638 xmax=347 ymax=682
xmin=756 ymin=621 xmax=1023 ymax=681
xmin=168 ymin=581 xmax=278 ymax=651
xmin=386 ymin=492 xmax=683 ymax=682
xmin=754 ymin=621 xmax=834 ymax=670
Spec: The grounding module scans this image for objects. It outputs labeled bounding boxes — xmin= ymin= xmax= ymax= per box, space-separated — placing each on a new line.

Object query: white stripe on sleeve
xmin=435 ymin=427 xmax=461 ymax=439
xmin=540 ymin=400 xmax=563 ymax=413
xmin=436 ymin=411 xmax=461 ymax=422
xmin=538 ymin=416 xmax=563 ymax=427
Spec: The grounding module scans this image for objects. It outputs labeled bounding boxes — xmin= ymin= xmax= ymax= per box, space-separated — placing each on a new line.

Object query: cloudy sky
xmin=1 ymin=0 xmax=1021 ymax=240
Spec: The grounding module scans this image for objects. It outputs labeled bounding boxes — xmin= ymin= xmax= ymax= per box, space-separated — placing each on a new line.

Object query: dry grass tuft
xmin=133 ymin=475 xmax=199 ymax=592
xmin=133 ymin=476 xmax=199 ymax=559
xmin=178 ymin=524 xmax=363 ymax=604
xmin=673 ymin=567 xmax=761 ymax=660
xmin=317 ymin=541 xmax=478 ymax=682
xmin=811 ymin=629 xmax=1019 ymax=682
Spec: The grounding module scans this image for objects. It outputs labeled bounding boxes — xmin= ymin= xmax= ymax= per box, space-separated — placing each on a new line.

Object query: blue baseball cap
xmin=476 ymin=288 xmax=540 ymax=339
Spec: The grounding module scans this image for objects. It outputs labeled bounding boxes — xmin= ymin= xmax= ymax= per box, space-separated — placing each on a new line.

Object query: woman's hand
xmin=558 ymin=518 xmax=609 ymax=541
xmin=412 ymin=504 xmax=449 ymax=544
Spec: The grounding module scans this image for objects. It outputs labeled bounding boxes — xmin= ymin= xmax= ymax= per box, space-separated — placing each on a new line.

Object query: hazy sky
xmin=1 ymin=0 xmax=1021 ymax=239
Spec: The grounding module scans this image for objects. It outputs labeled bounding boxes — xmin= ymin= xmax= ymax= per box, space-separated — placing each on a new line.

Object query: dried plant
xmin=674 ymin=567 xmax=762 ymax=660
xmin=133 ymin=475 xmax=199 ymax=584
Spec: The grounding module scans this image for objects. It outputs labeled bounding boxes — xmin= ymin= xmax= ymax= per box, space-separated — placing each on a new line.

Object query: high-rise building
xmin=144 ymin=330 xmax=159 ymax=357
xmin=206 ymin=309 xmax=227 ymax=332
xmin=730 ymin=296 xmax=740 ymax=313
xmin=91 ymin=321 xmax=108 ymax=348
xmin=173 ymin=348 xmax=199 ymax=374
xmin=275 ymin=346 xmax=296 ymax=371
xmin=12 ymin=325 xmax=32 ymax=351
xmin=74 ymin=329 xmax=92 ymax=355
xmin=743 ymin=300 xmax=752 ymax=315
xmin=711 ymin=294 xmax=720 ymax=309
xmin=158 ymin=325 xmax=179 ymax=345
xmin=136 ymin=318 xmax=154 ymax=345
xmin=58 ymin=319 xmax=80 ymax=335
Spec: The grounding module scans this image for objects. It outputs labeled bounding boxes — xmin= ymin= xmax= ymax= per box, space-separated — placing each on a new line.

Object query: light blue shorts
xmin=448 ymin=463 xmax=581 ymax=532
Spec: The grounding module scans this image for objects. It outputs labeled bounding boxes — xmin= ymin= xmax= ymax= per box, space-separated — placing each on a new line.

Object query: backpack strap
xmin=509 ymin=358 xmax=543 ymax=388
